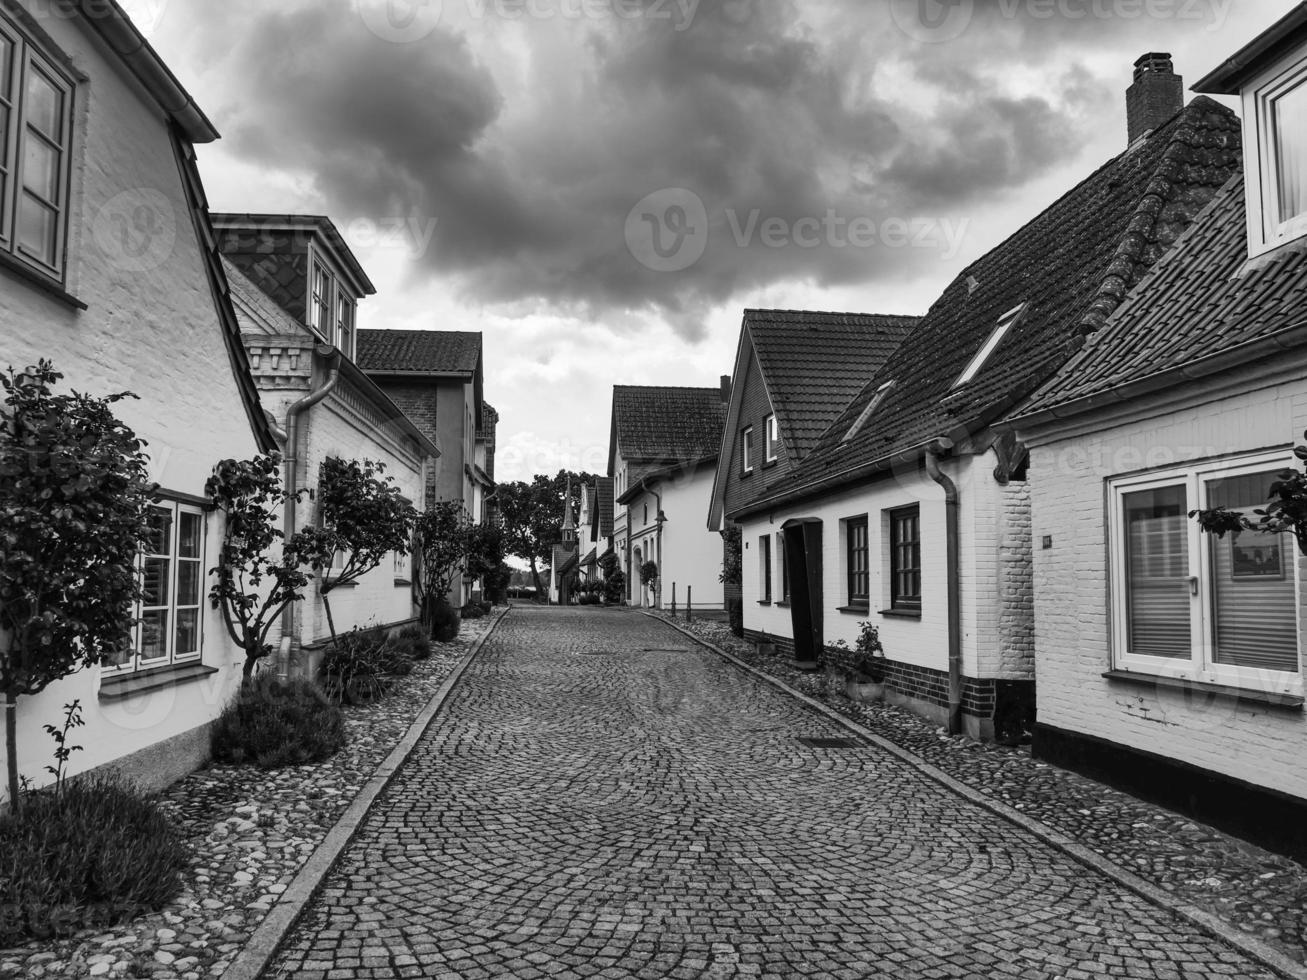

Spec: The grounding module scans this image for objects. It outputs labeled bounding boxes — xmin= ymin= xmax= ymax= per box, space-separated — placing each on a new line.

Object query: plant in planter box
xmin=845 ymin=621 xmax=887 ymax=702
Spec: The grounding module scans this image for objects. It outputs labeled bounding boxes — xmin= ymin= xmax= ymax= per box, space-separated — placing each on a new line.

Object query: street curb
xmin=223 ymin=607 xmax=510 ymax=980
xmin=648 ymin=612 xmax=1307 ymax=980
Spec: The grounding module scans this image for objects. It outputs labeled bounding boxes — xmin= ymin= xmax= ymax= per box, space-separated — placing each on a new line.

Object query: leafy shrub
xmin=393 ymin=624 xmax=432 ymax=661
xmin=461 ymin=603 xmax=486 ymax=620
xmin=727 ymin=597 xmax=744 ymax=638
xmin=212 ymin=677 xmax=347 ymax=767
xmin=319 ymin=628 xmax=394 ymax=703
xmin=0 ymin=774 xmax=186 ymax=946
xmin=431 ymin=597 xmax=461 ymax=641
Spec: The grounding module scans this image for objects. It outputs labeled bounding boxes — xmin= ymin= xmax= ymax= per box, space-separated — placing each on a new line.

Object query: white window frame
xmin=307 ymin=246 xmax=359 ymax=356
xmin=759 ymin=534 xmax=772 ymax=601
xmin=1245 ymin=50 xmax=1307 ymax=257
xmin=0 ymin=11 xmax=74 ymax=282
xmin=1108 ymin=450 xmax=1302 ymax=695
xmin=954 ymin=304 xmax=1026 ymax=388
xmin=764 ymin=414 xmax=779 ymax=463
xmin=107 ymin=501 xmax=207 ymax=675
xmin=741 ymin=426 xmax=754 ymax=474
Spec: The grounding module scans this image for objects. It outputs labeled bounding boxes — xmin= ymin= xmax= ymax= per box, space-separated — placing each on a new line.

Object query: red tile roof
xmin=611 ymin=386 xmax=726 ymax=464
xmin=746 ymin=310 xmax=918 ymax=461
xmin=729 ymin=97 xmax=1242 ymax=520
xmin=1015 ymin=175 xmax=1307 ymax=418
xmin=356 ymin=330 xmax=482 ymax=376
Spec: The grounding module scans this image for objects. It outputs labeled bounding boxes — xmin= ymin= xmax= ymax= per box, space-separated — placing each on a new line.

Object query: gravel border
xmin=649 ymin=611 xmax=1307 ymax=980
xmin=0 ymin=610 xmax=506 ymax=980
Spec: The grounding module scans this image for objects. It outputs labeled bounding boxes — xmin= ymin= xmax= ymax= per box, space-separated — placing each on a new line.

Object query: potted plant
xmin=845 ymin=621 xmax=887 ymax=703
xmin=757 ymin=632 xmax=776 ymax=656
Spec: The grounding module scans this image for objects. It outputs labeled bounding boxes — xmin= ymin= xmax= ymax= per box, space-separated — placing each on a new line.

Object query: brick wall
xmin=722 ymin=343 xmax=792 ymax=519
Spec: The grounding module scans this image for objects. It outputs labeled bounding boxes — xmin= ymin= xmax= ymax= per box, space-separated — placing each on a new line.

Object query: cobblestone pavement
xmin=266 ymin=608 xmax=1277 ymax=980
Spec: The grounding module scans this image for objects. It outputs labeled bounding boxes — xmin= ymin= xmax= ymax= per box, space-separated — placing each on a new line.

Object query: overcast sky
xmin=134 ymin=0 xmax=1295 ymax=483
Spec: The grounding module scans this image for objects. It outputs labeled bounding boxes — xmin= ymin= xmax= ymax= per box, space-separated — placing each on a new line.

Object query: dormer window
xmin=954 ymin=304 xmax=1026 ymax=388
xmin=741 ymin=426 xmax=754 ymax=475
xmin=764 ymin=414 xmax=779 ymax=463
xmin=308 ymin=254 xmax=359 ymax=358
xmin=1250 ymin=57 xmax=1307 ymax=253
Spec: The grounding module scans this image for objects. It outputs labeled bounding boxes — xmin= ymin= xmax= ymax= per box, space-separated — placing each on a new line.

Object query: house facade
xmin=707 ymin=309 xmax=917 ymax=633
xmin=0 ymin=1 xmax=278 ymax=798
xmin=610 ymin=385 xmax=727 ymax=610
xmin=1008 ymin=9 xmax=1307 ymax=859
xmin=727 ymin=69 xmax=1242 ymax=741
xmin=214 ymin=215 xmax=439 ymax=669
xmin=356 ymin=330 xmax=493 ymax=605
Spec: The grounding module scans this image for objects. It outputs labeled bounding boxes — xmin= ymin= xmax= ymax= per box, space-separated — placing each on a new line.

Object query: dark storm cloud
xmin=203 ymin=0 xmax=1192 ymax=337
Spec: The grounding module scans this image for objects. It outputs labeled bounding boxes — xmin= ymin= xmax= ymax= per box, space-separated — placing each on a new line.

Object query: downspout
xmin=278 ymin=345 xmax=342 ymax=673
xmin=925 ymin=440 xmax=963 ymax=736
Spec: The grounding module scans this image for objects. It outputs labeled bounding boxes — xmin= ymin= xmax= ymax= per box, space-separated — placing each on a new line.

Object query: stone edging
xmin=648 ymin=612 xmax=1307 ymax=980
xmin=222 ymin=606 xmax=510 ymax=980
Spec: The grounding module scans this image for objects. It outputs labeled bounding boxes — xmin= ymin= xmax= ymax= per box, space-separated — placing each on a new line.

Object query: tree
xmin=206 ymin=456 xmax=333 ymax=682
xmin=413 ymin=501 xmax=473 ymax=627
xmin=599 ymin=548 xmax=626 ymax=605
xmin=719 ymin=524 xmax=743 ymax=585
xmin=0 ymin=363 xmax=155 ymax=813
xmin=1191 ymin=435 xmax=1307 ymax=557
xmin=465 ymin=522 xmax=506 ymax=586
xmin=497 ymin=470 xmax=597 ymax=593
xmin=316 ymin=457 xmax=417 ymax=641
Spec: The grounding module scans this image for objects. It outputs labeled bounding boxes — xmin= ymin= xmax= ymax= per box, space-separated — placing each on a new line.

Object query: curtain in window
xmin=1207 ymin=472 xmax=1297 ymax=672
xmin=1124 ymin=486 xmax=1190 ymax=658
xmin=1275 ymin=82 xmax=1307 ymax=225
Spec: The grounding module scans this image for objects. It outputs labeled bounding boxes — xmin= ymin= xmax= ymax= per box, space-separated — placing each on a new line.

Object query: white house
xmin=1007 ymin=8 xmax=1307 ymax=859
xmin=609 ymin=385 xmax=727 ymax=611
xmin=0 ymin=1 xmax=278 ymax=797
xmin=214 ymin=214 xmax=439 ymax=673
xmin=726 ymin=63 xmax=1242 ymax=741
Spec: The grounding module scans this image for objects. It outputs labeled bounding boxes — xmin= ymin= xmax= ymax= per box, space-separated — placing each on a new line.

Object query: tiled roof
xmin=1016 ymin=175 xmax=1307 ymax=416
xmin=747 ymin=310 xmax=918 ymax=461
xmin=223 ymin=257 xmax=304 ymax=334
xmin=594 ymin=477 xmax=615 ymax=538
xmin=612 ymin=386 xmax=726 ymax=464
xmin=553 ymin=544 xmax=579 ymax=576
xmin=730 ymin=98 xmax=1242 ymax=518
xmin=356 ymin=330 xmax=482 ymax=376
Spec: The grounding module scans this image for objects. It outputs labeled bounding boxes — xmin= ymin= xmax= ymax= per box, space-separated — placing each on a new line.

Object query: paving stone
xmin=264 ymin=607 xmax=1280 ymax=979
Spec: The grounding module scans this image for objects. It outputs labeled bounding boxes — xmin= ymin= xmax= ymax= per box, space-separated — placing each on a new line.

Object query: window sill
xmin=776 ymin=601 xmax=790 ymax=608
xmin=838 ymin=604 xmax=870 ymax=615
xmin=1102 ymin=670 xmax=1305 ymax=711
xmin=879 ymin=608 xmax=922 ymax=619
xmin=394 ymin=578 xmax=412 ymax=587
xmin=0 ymin=250 xmax=87 ymax=310
xmin=321 ymin=576 xmax=359 ymax=589
xmin=99 ymin=661 xmax=218 ymax=702
xmin=757 ymin=600 xmax=772 ymax=606
xmin=740 ymin=470 xmax=755 ymax=480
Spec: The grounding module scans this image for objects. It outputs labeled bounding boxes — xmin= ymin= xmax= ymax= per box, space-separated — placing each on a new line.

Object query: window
xmin=106 ymin=503 xmax=205 ymax=673
xmin=759 ymin=534 xmax=772 ymax=602
xmin=764 ymin=414 xmax=779 ymax=463
xmin=890 ymin=506 xmax=922 ymax=612
xmin=1247 ymin=55 xmax=1307 ymax=254
xmin=394 ymin=549 xmax=411 ymax=582
xmin=846 ymin=516 xmax=869 ymax=606
xmin=337 ymin=292 xmax=356 ymax=360
xmin=0 ymin=13 xmax=73 ymax=280
xmin=741 ymin=426 xmax=754 ymax=474
xmin=844 ymin=381 xmax=895 ymax=443
xmin=310 ymin=261 xmax=331 ymax=337
xmin=778 ymin=531 xmax=789 ymax=601
xmin=955 ymin=304 xmax=1025 ymax=388
xmin=308 ymin=255 xmax=359 ymax=354
xmin=1110 ymin=453 xmax=1300 ymax=693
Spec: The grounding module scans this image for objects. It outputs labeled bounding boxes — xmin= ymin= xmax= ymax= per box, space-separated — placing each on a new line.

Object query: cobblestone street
xmin=266 ymin=608 xmax=1276 ymax=980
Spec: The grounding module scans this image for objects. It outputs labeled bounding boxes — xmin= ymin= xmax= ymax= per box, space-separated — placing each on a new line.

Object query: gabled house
xmin=1006 ymin=8 xmax=1307 ymax=859
xmin=726 ymin=63 xmax=1242 ymax=741
xmin=610 ymin=385 xmax=727 ymax=609
xmin=707 ymin=309 xmax=918 ymax=624
xmin=549 ymin=480 xmax=580 ymax=604
xmin=356 ymin=330 xmax=493 ymax=605
xmin=213 ymin=216 xmax=439 ymax=668
xmin=0 ymin=1 xmax=278 ymax=798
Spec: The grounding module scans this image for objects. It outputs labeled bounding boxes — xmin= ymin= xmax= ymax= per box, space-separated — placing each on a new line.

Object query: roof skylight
xmin=843 ymin=381 xmax=895 ymax=443
xmin=954 ymin=304 xmax=1027 ymax=388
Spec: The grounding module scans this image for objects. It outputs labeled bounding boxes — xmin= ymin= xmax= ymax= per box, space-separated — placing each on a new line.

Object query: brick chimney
xmin=720 ymin=375 xmax=731 ymax=403
xmin=1127 ymin=53 xmax=1184 ymax=145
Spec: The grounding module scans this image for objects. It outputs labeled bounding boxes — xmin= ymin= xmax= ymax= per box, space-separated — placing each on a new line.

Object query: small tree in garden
xmin=206 ymin=455 xmax=334 ymax=682
xmin=1191 ymin=434 xmax=1307 ymax=556
xmin=414 ymin=501 xmax=473 ymax=629
xmin=599 ymin=548 xmax=626 ymax=605
xmin=639 ymin=560 xmax=659 ymax=600
xmin=0 ymin=362 xmax=155 ymax=814
xmin=316 ymin=457 xmax=417 ymax=641
xmin=465 ymin=522 xmax=506 ymax=595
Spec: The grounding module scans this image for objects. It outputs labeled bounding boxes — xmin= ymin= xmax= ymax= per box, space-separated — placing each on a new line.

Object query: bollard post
xmin=687 ymin=586 xmax=693 ymax=622
xmin=672 ymin=583 xmax=677 ymax=617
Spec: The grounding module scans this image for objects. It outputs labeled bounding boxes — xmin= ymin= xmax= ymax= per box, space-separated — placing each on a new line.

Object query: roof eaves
xmin=1194 ymin=3 xmax=1307 ymax=94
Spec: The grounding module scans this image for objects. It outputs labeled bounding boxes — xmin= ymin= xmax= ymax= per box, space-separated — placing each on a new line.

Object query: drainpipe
xmin=278 ymin=346 xmax=342 ymax=673
xmin=925 ymin=439 xmax=963 ymax=736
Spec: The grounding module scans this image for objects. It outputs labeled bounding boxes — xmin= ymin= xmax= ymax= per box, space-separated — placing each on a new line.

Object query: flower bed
xmin=0 ymin=614 xmax=499 ymax=980
xmin=654 ymin=611 xmax=1307 ymax=965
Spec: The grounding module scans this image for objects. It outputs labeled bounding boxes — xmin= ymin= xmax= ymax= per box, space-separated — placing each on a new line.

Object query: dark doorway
xmin=782 ymin=518 xmax=823 ymax=667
